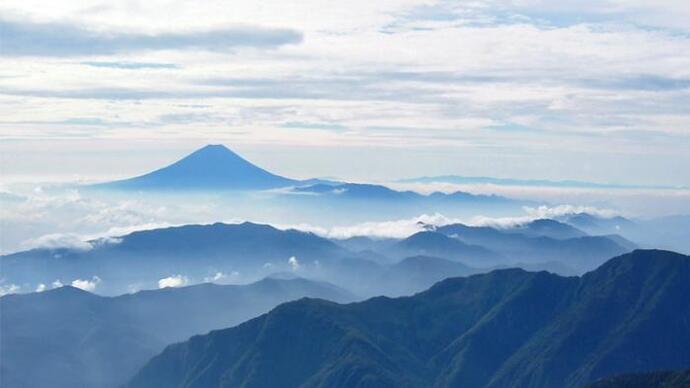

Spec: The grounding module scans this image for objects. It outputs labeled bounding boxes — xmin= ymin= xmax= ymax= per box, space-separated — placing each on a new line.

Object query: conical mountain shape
xmin=98 ymin=144 xmax=299 ymax=190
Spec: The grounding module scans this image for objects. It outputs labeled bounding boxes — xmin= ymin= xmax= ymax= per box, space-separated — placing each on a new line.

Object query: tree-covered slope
xmin=128 ymin=250 xmax=690 ymax=388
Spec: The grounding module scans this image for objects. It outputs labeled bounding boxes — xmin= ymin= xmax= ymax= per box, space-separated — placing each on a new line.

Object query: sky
xmin=1 ymin=0 xmax=690 ymax=185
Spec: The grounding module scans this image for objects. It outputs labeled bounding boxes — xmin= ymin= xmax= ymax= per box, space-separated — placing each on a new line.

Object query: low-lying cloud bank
xmin=282 ymin=205 xmax=620 ymax=240
xmin=2 ymin=184 xmax=622 ymax=254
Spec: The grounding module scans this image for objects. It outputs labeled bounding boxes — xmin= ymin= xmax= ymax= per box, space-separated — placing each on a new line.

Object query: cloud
xmin=288 ymin=256 xmax=300 ymax=271
xmin=35 ymin=283 xmax=47 ymax=292
xmin=0 ymin=283 xmax=21 ymax=296
xmin=22 ymin=233 xmax=93 ymax=251
xmin=71 ymin=276 xmax=101 ymax=291
xmin=158 ymin=274 xmax=188 ymax=288
xmin=203 ymin=272 xmax=227 ymax=283
xmin=0 ymin=187 xmax=205 ymax=254
xmin=467 ymin=205 xmax=620 ymax=229
xmin=285 ymin=207 xmax=622 ymax=240
xmin=80 ymin=61 xmax=179 ymax=69
xmin=523 ymin=204 xmax=618 ymax=219
xmin=329 ymin=213 xmax=462 ymax=239
xmin=284 ymin=213 xmax=463 ymax=240
xmin=0 ymin=17 xmax=303 ymax=57
xmin=52 ymin=280 xmax=64 ymax=288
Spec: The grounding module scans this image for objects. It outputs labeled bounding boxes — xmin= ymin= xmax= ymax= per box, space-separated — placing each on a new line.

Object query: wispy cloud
xmin=22 ymin=233 xmax=94 ymax=251
xmin=0 ymin=17 xmax=302 ymax=56
xmin=0 ymin=282 xmax=21 ymax=296
xmin=1 ymin=1 xmax=690 ymax=187
xmin=80 ymin=61 xmax=180 ymax=69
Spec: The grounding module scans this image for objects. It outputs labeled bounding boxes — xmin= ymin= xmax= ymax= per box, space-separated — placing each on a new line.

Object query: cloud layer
xmin=0 ymin=0 xmax=688 ymax=186
xmin=0 ymin=17 xmax=302 ymax=56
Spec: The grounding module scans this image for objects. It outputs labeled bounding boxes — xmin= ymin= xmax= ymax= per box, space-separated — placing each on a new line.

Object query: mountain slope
xmin=0 ymin=277 xmax=354 ymax=388
xmin=505 ymin=219 xmax=587 ymax=240
xmin=127 ymin=250 xmax=690 ymax=388
xmin=293 ymin=182 xmax=515 ymax=204
xmin=95 ymin=144 xmax=299 ymax=190
xmin=0 ymin=222 xmax=347 ymax=294
xmin=435 ymin=223 xmax=631 ymax=271
xmin=486 ymin=249 xmax=690 ymax=387
xmin=394 ymin=231 xmax=504 ymax=267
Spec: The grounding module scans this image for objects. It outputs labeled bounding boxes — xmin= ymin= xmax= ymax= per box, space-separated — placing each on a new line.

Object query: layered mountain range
xmin=0 ymin=217 xmax=634 ymax=295
xmin=127 ymin=250 xmax=690 ymax=388
xmin=0 ymin=277 xmax=354 ymax=388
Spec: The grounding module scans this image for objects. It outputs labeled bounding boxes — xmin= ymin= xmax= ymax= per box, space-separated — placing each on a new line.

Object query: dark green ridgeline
xmin=128 ymin=249 xmax=690 ymax=388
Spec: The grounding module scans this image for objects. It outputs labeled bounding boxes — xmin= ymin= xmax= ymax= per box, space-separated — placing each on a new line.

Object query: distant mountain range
xmin=127 ymin=250 xmax=690 ymax=388
xmin=292 ymin=182 xmax=515 ymax=204
xmin=432 ymin=220 xmax=634 ymax=271
xmin=335 ymin=218 xmax=633 ymax=272
xmin=0 ymin=277 xmax=354 ymax=388
xmin=1 ymin=218 xmax=635 ymax=295
xmin=88 ymin=145 xmax=527 ymax=215
xmin=560 ymin=213 xmax=690 ymax=255
xmin=1 ymin=217 xmax=638 ymax=296
xmin=399 ymin=175 xmax=689 ymax=190
xmin=0 ymin=222 xmax=347 ymax=294
xmin=393 ymin=231 xmax=505 ymax=267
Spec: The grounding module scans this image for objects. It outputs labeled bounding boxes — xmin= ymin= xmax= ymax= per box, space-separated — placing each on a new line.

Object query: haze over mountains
xmin=0 ymin=277 xmax=354 ymax=388
xmin=127 ymin=250 xmax=690 ymax=388
xmin=0 ymin=217 xmax=634 ymax=296
xmin=90 ymin=144 xmax=525 ymax=211
xmin=5 ymin=0 xmax=690 ymax=384
xmin=1 ymin=143 xmax=688 ymax=388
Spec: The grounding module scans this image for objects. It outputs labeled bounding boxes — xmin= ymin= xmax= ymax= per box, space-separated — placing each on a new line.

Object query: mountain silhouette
xmin=435 ymin=222 xmax=631 ymax=271
xmin=96 ymin=144 xmax=300 ymax=190
xmin=0 ymin=277 xmax=354 ymax=388
xmin=127 ymin=250 xmax=690 ymax=388
xmin=0 ymin=222 xmax=347 ymax=295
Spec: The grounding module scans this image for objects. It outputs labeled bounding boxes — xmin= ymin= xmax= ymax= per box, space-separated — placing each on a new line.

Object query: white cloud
xmin=523 ymin=204 xmax=618 ymax=219
xmin=71 ymin=276 xmax=101 ymax=292
xmin=203 ymin=272 xmax=227 ymax=283
xmin=158 ymin=274 xmax=188 ymax=288
xmin=467 ymin=205 xmax=620 ymax=229
xmin=0 ymin=186 xmax=220 ymax=254
xmin=52 ymin=279 xmax=63 ymax=288
xmin=288 ymin=256 xmax=300 ymax=271
xmin=35 ymin=283 xmax=47 ymax=292
xmin=1 ymin=0 xmax=689 ymax=191
xmin=0 ymin=283 xmax=21 ymax=296
xmin=22 ymin=233 xmax=93 ymax=251
xmin=287 ymin=213 xmax=462 ymax=240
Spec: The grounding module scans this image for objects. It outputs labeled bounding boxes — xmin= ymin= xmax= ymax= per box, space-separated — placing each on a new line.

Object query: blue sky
xmin=1 ymin=0 xmax=689 ymax=185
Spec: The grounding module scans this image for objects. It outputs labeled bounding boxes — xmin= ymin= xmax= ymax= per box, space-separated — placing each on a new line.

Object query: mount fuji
xmin=94 ymin=144 xmax=307 ymax=190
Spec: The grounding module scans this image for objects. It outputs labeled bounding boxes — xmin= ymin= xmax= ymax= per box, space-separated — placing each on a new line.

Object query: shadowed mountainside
xmin=0 ymin=277 xmax=354 ymax=388
xmin=127 ymin=250 xmax=690 ymax=388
